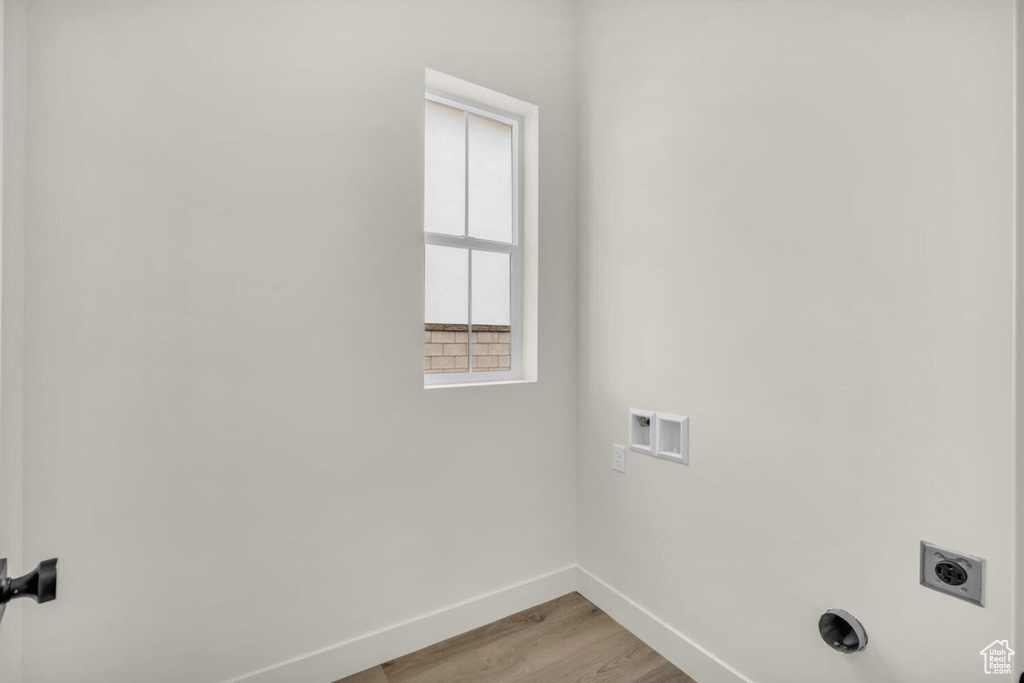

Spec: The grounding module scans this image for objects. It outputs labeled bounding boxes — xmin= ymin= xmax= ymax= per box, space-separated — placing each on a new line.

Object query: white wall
xmin=1015 ymin=1 xmax=1024 ymax=678
xmin=12 ymin=1 xmax=577 ymax=681
xmin=576 ymin=2 xmax=1016 ymax=682
xmin=9 ymin=2 xmax=1023 ymax=682
xmin=0 ymin=0 xmax=28 ymax=680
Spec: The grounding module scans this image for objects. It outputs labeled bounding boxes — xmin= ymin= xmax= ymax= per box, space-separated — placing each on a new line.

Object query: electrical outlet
xmin=920 ymin=541 xmax=985 ymax=607
xmin=612 ymin=444 xmax=626 ymax=473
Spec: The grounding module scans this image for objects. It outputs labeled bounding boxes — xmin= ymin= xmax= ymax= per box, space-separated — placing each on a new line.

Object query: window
xmin=424 ymin=90 xmax=522 ymax=384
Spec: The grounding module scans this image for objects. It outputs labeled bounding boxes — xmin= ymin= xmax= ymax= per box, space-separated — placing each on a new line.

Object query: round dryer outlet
xmin=920 ymin=541 xmax=985 ymax=607
xmin=934 ymin=561 xmax=968 ymax=587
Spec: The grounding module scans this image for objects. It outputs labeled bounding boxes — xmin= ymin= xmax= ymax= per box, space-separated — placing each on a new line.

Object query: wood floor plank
xmin=515 ymin=612 xmax=626 ymax=674
xmin=387 ymin=643 xmax=530 ymax=683
xmin=639 ymin=661 xmax=698 ymax=683
xmin=382 ymin=592 xmax=597 ymax=682
xmin=335 ymin=592 xmax=694 ymax=683
xmin=519 ymin=628 xmax=669 ymax=682
xmin=335 ymin=665 xmax=389 ymax=683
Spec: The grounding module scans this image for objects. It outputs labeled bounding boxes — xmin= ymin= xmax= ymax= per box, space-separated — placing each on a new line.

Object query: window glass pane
xmin=471 ymin=250 xmax=511 ymax=373
xmin=424 ymin=101 xmax=465 ymax=236
xmin=425 ymin=245 xmax=468 ymax=325
xmin=468 ymin=114 xmax=512 ymax=243
xmin=471 ymin=250 xmax=510 ymax=325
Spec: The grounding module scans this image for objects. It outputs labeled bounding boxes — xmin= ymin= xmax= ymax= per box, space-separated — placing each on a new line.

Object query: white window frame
xmin=424 ymin=89 xmax=523 ymax=386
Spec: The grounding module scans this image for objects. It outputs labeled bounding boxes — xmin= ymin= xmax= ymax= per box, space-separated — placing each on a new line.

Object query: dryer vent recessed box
xmin=655 ymin=413 xmax=688 ymax=465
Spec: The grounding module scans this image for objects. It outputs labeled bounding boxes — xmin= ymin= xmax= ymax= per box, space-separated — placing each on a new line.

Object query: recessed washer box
xmin=655 ymin=413 xmax=689 ymax=465
xmin=628 ymin=408 xmax=656 ymax=456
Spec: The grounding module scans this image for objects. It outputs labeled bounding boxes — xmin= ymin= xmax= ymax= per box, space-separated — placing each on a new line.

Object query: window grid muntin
xmin=424 ymin=90 xmax=522 ymax=384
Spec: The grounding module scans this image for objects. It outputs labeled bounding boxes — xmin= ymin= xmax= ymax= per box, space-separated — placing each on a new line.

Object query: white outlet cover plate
xmin=612 ymin=443 xmax=626 ymax=473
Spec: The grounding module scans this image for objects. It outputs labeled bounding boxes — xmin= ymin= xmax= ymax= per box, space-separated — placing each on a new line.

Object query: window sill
xmin=424 ymin=378 xmax=536 ymax=390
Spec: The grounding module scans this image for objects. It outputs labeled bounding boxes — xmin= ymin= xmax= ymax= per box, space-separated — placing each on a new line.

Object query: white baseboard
xmin=222 ymin=565 xmax=752 ymax=683
xmin=221 ymin=566 xmax=578 ymax=683
xmin=576 ymin=567 xmax=754 ymax=683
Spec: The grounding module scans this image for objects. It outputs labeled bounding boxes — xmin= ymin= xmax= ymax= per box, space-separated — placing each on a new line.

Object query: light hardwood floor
xmin=336 ymin=592 xmax=695 ymax=683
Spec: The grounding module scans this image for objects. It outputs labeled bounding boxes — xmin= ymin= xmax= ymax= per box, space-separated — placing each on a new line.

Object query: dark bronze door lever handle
xmin=0 ymin=558 xmax=58 ymax=627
